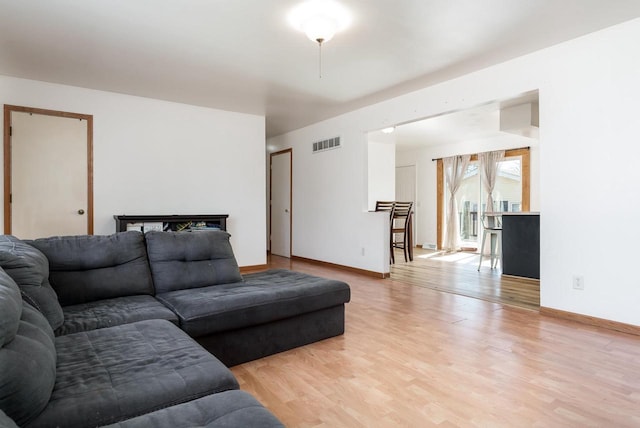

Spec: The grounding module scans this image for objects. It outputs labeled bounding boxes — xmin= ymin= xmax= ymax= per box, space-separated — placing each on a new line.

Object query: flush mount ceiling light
xmin=289 ymin=0 xmax=351 ymax=78
xmin=381 ymin=127 xmax=396 ymax=134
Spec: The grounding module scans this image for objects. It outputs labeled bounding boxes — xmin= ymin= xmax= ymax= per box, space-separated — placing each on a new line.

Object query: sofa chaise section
xmin=160 ymin=269 xmax=350 ymax=365
xmin=145 ymin=231 xmax=351 ymax=366
xmin=27 ymin=232 xmax=178 ymax=335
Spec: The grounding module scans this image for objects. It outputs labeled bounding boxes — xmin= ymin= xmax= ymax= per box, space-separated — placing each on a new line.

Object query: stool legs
xmin=478 ymin=230 xmax=487 ymax=271
xmin=490 ymin=233 xmax=498 ymax=269
xmin=478 ymin=230 xmax=501 ymax=271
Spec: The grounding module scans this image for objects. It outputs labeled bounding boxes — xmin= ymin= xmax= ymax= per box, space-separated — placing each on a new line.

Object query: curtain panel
xmin=479 ymin=150 xmax=505 ymax=214
xmin=442 ymin=155 xmax=470 ymax=252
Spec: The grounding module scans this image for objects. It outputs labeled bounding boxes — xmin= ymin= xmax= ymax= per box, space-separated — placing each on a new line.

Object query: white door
xmin=10 ymin=110 xmax=89 ymax=239
xmin=396 ymin=165 xmax=417 ymax=244
xmin=270 ymin=150 xmax=292 ymax=257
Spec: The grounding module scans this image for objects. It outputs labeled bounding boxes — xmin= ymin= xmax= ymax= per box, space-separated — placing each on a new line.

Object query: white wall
xmin=397 ymin=133 xmax=540 ymax=249
xmin=367 ymin=140 xmax=395 ymax=210
xmin=1 ymin=76 xmax=266 ymax=267
xmin=268 ymin=18 xmax=640 ymax=326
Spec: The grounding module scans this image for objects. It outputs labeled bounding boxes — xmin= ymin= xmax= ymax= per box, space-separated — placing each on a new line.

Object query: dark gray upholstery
xmin=198 ymin=305 xmax=346 ymax=367
xmin=26 ymin=319 xmax=239 ymax=428
xmin=0 ymin=269 xmax=57 ymax=427
xmin=0 ymin=269 xmax=21 ymax=347
xmin=157 ymin=269 xmax=350 ymax=337
xmin=0 ymin=232 xmax=342 ymax=427
xmin=28 ymin=232 xmax=154 ymax=306
xmin=145 ymin=231 xmax=243 ymax=294
xmin=56 ymin=295 xmax=179 ymax=336
xmin=0 ymin=235 xmax=64 ymax=330
xmin=102 ymin=390 xmax=284 ymax=428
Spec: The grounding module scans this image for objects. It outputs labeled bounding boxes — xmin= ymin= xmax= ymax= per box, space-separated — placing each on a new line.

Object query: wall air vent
xmin=312 ymin=136 xmax=341 ymax=153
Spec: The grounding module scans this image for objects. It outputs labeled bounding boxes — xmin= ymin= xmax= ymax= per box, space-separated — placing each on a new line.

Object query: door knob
xmin=78 ymin=209 xmax=85 ymax=215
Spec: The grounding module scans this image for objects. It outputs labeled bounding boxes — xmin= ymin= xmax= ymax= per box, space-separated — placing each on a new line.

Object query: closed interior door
xmin=9 ymin=110 xmax=90 ymax=239
xmin=270 ymin=150 xmax=291 ymax=257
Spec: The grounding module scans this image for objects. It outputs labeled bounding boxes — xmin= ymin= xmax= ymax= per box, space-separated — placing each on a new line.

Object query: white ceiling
xmin=371 ymin=91 xmax=539 ymax=151
xmin=1 ymin=1 xmax=640 ymax=138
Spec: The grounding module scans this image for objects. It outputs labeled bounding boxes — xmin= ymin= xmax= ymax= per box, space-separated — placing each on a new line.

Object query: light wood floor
xmin=391 ymin=248 xmax=540 ymax=310
xmin=232 ymin=255 xmax=640 ymax=427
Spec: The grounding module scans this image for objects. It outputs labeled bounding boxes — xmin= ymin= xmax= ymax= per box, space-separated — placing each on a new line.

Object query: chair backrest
xmin=376 ymin=201 xmax=396 ymax=227
xmin=391 ymin=202 xmax=413 ymax=234
xmin=393 ymin=201 xmax=413 ymax=218
xmin=481 ymin=213 xmax=502 ymax=229
xmin=375 ymin=201 xmax=394 ymax=212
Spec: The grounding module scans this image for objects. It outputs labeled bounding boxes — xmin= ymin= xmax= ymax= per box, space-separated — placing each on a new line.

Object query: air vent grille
xmin=312 ymin=136 xmax=341 ymax=153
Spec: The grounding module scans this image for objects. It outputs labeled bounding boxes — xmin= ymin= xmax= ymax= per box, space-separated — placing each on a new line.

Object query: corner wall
xmin=0 ymin=76 xmax=266 ymax=267
xmin=268 ymin=18 xmax=640 ymax=326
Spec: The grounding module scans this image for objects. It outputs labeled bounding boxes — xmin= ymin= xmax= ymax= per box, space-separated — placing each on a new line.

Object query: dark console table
xmin=114 ymin=214 xmax=228 ymax=233
xmin=501 ymin=212 xmax=540 ymax=279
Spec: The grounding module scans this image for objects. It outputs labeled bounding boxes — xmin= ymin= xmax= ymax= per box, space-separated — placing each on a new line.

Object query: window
xmin=437 ymin=148 xmax=530 ymax=250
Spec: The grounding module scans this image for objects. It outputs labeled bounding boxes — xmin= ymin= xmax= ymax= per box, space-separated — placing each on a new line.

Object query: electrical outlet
xmin=572 ymin=275 xmax=584 ymax=290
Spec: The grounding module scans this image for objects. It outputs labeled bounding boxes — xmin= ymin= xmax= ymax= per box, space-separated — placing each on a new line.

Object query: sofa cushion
xmin=28 ymin=232 xmax=155 ymax=306
xmin=145 ymin=230 xmax=243 ymax=294
xmin=102 ymin=390 xmax=284 ymax=428
xmin=156 ymin=269 xmax=351 ymax=337
xmin=26 ymin=319 xmax=239 ymax=428
xmin=0 ymin=301 xmax=56 ymax=427
xmin=0 ymin=235 xmax=64 ymax=330
xmin=0 ymin=268 xmax=21 ymax=347
xmin=56 ymin=295 xmax=180 ymax=336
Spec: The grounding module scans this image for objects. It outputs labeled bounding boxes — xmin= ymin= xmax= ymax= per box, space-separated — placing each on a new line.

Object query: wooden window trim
xmin=436 ymin=148 xmax=530 ymax=250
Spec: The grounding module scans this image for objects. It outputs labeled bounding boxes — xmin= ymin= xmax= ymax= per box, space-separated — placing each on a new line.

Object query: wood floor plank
xmin=232 ymin=254 xmax=640 ymax=427
xmin=391 ymin=248 xmax=540 ymax=310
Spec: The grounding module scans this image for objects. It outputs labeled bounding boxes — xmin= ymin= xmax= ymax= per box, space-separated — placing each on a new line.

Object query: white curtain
xmin=479 ymin=150 xmax=505 ymax=213
xmin=443 ymin=155 xmax=470 ymax=252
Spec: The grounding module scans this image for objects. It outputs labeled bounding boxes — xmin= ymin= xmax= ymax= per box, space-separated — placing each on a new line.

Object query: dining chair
xmin=391 ymin=201 xmax=413 ymax=263
xmin=375 ymin=201 xmax=395 ymax=264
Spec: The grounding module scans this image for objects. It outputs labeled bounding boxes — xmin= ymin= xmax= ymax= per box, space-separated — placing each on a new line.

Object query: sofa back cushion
xmin=28 ymin=232 xmax=155 ymax=306
xmin=0 ymin=268 xmax=21 ymax=347
xmin=0 ymin=235 xmax=64 ymax=330
xmin=0 ymin=271 xmax=56 ymax=426
xmin=145 ymin=231 xmax=243 ymax=294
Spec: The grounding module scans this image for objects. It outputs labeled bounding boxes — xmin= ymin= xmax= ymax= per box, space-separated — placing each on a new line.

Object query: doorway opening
xmin=269 ymin=148 xmax=292 ymax=258
xmin=368 ymin=90 xmax=539 ymax=309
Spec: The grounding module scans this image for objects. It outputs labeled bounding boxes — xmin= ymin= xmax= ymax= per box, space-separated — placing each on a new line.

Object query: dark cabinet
xmin=501 ymin=213 xmax=540 ymax=279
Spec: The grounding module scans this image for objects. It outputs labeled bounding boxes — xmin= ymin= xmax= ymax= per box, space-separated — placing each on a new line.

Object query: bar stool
xmin=477 ymin=213 xmax=502 ymax=270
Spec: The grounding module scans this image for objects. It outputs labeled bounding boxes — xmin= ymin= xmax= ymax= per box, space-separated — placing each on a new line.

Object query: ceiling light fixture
xmin=289 ymin=0 xmax=351 ymax=78
xmin=382 ymin=127 xmax=395 ymax=134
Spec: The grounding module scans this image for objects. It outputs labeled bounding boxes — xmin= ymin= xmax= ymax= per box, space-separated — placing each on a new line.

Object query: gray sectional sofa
xmin=0 ymin=230 xmax=351 ymax=427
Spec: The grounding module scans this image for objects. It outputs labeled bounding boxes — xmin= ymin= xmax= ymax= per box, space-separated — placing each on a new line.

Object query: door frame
xmin=269 ymin=148 xmax=292 ymax=257
xmin=3 ymin=104 xmax=94 ymax=234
